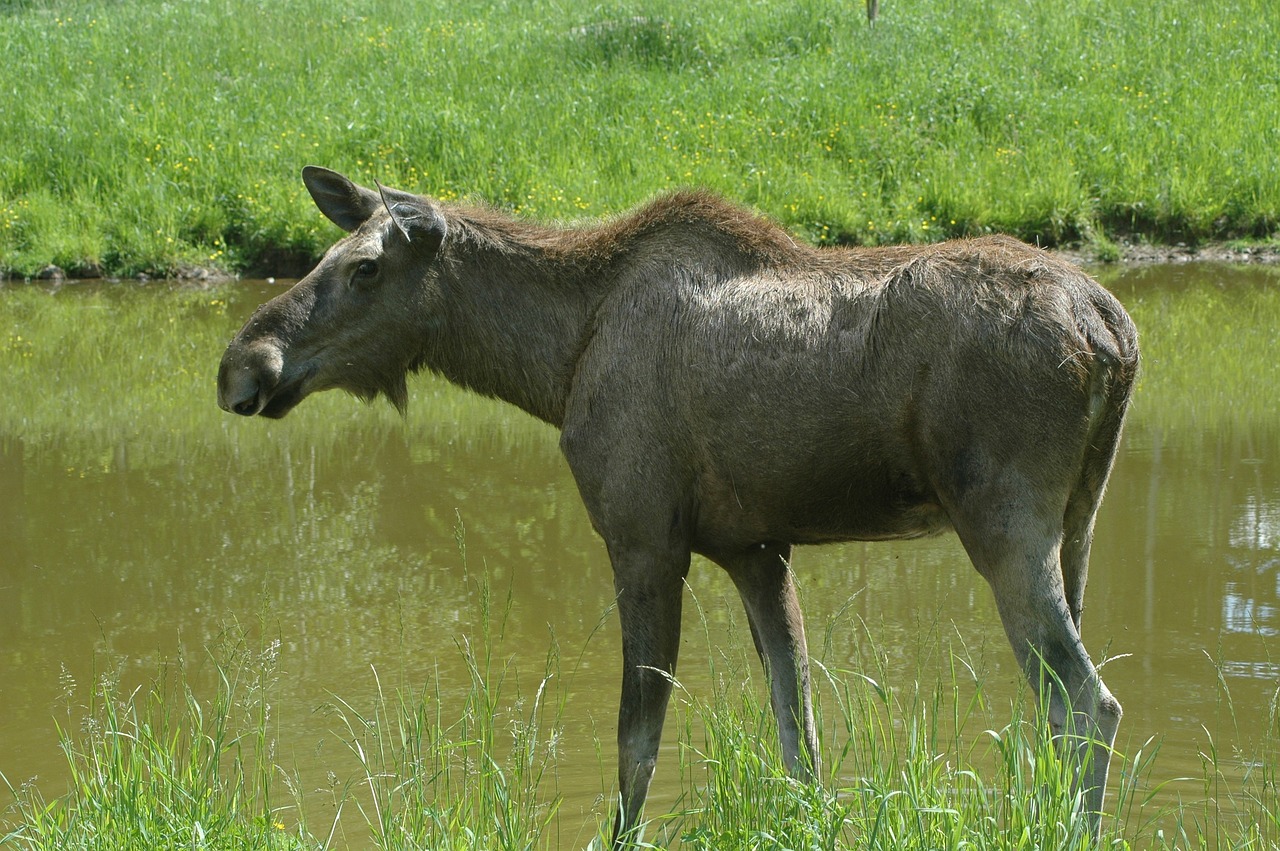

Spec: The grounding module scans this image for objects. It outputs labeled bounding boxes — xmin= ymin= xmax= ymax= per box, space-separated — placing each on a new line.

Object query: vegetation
xmin=0 ymin=628 xmax=309 ymax=851
xmin=2 ymin=0 xmax=1279 ymax=277
xmin=3 ymin=586 xmax=1277 ymax=850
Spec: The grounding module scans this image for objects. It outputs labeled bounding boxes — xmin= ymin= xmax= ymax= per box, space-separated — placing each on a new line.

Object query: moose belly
xmin=692 ymin=461 xmax=953 ymax=552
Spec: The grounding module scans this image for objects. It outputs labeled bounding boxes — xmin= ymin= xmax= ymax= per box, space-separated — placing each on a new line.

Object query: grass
xmin=321 ymin=579 xmax=571 ymax=851
xmin=0 ymin=629 xmax=311 ymax=851
xmin=2 ymin=0 xmax=1279 ymax=277
xmin=0 ymin=572 xmax=582 ymax=851
xmin=3 ymin=575 xmax=1277 ymax=850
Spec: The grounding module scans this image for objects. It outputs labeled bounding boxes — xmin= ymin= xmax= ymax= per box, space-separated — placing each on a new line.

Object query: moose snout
xmin=218 ymin=368 xmax=264 ymax=416
xmin=217 ymin=342 xmax=284 ymax=417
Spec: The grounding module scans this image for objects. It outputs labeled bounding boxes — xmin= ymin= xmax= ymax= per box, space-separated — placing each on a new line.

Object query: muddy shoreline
xmin=8 ymin=239 xmax=1280 ymax=286
xmin=1053 ymin=239 xmax=1280 ymax=268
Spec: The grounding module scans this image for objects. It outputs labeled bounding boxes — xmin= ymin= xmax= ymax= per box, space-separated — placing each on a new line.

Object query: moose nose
xmin=229 ymin=388 xmax=262 ymax=417
xmin=217 ymin=341 xmax=282 ymax=417
xmin=218 ymin=367 xmax=264 ymax=416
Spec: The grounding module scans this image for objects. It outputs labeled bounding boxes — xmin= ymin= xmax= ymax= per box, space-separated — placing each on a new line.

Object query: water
xmin=2 ymin=263 xmax=1277 ymax=843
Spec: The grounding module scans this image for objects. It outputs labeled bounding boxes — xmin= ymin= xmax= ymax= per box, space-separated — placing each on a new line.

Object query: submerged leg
xmin=954 ymin=498 xmax=1120 ymax=839
xmin=609 ymin=544 xmax=690 ymax=848
xmin=717 ymin=543 xmax=819 ymax=780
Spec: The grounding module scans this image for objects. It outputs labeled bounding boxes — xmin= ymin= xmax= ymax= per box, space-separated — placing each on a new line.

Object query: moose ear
xmin=377 ymin=181 xmax=447 ymax=254
xmin=302 ymin=166 xmax=382 ymax=232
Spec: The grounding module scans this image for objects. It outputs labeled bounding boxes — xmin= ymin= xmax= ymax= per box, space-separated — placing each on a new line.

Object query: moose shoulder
xmin=218 ymin=166 xmax=1138 ymax=845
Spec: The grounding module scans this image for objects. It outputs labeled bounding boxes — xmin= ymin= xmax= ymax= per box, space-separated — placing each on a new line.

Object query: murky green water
xmin=2 ymin=263 xmax=1277 ymax=844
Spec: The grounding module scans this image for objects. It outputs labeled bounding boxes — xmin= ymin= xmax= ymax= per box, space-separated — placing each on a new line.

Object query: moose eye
xmin=350 ymin=259 xmax=379 ymax=286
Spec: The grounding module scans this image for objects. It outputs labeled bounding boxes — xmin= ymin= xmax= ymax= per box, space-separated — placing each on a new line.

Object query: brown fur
xmin=219 ymin=168 xmax=1138 ymax=846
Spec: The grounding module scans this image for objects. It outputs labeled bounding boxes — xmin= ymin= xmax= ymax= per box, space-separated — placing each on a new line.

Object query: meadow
xmin=2 ymin=0 xmax=1279 ymax=277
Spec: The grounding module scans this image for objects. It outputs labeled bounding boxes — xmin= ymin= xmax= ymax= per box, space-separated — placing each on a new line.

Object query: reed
xmin=323 ymin=579 xmax=571 ymax=851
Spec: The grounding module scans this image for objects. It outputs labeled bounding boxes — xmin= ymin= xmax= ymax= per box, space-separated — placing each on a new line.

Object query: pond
xmin=1 ymin=262 xmax=1278 ymax=845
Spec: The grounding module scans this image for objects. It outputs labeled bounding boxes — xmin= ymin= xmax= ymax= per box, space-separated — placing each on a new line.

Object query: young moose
xmin=218 ymin=167 xmax=1138 ymax=844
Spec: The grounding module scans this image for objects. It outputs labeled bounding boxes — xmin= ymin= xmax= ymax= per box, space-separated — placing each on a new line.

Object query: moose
xmin=218 ymin=166 xmax=1138 ymax=845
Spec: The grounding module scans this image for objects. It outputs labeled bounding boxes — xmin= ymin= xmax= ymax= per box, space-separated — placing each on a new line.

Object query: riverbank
xmin=12 ymin=237 xmax=1280 ymax=287
xmin=1057 ymin=237 xmax=1280 ymax=268
xmin=2 ymin=0 xmax=1277 ymax=279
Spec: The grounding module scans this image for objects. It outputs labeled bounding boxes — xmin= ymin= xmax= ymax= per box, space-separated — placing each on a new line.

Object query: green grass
xmin=322 ymin=579 xmax=572 ymax=851
xmin=0 ymin=628 xmax=312 ymax=851
xmin=4 ymin=576 xmax=1277 ymax=850
xmin=2 ymin=0 xmax=1278 ymax=277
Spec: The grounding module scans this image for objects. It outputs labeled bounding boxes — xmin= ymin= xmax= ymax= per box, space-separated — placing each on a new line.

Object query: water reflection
xmin=1230 ymin=494 xmax=1280 ymax=551
xmin=1 ymin=265 xmax=1278 ymax=842
xmin=1223 ymin=489 xmax=1280 ymax=637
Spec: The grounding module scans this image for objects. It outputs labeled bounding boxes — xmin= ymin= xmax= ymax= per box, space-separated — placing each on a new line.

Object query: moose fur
xmin=218 ymin=167 xmax=1139 ymax=845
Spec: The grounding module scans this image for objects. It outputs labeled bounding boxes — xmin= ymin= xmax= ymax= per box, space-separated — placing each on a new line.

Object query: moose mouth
xmin=257 ymin=379 xmax=309 ymax=418
xmin=221 ymin=364 xmax=316 ymax=419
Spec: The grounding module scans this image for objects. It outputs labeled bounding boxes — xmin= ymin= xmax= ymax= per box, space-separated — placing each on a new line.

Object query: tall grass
xmin=2 ymin=0 xmax=1278 ymax=277
xmin=323 ymin=579 xmax=572 ymax=851
xmin=0 ymin=628 xmax=312 ymax=850
xmin=651 ymin=597 xmax=1105 ymax=850
xmin=6 ymin=589 xmax=1276 ymax=849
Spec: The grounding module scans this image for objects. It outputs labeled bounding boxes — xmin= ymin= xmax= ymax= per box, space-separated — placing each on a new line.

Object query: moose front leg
xmin=609 ymin=546 xmax=690 ymax=848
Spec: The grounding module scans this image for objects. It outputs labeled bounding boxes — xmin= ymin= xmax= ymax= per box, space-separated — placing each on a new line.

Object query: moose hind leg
xmin=717 ymin=543 xmax=819 ymax=780
xmin=1059 ymin=495 xmax=1097 ymax=633
xmin=955 ymin=508 xmax=1120 ymax=838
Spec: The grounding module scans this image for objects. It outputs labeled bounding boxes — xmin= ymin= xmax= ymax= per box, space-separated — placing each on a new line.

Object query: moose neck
xmin=420 ymin=213 xmax=606 ymax=427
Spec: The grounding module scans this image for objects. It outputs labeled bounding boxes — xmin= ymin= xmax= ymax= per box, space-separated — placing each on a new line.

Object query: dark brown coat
xmin=219 ymin=168 xmax=1138 ymax=845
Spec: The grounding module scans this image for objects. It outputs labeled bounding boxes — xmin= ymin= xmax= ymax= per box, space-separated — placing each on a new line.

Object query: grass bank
xmin=2 ymin=0 xmax=1278 ymax=277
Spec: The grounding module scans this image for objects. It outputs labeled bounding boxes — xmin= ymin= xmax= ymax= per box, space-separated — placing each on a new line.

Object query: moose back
xmin=218 ymin=167 xmax=1138 ymax=845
